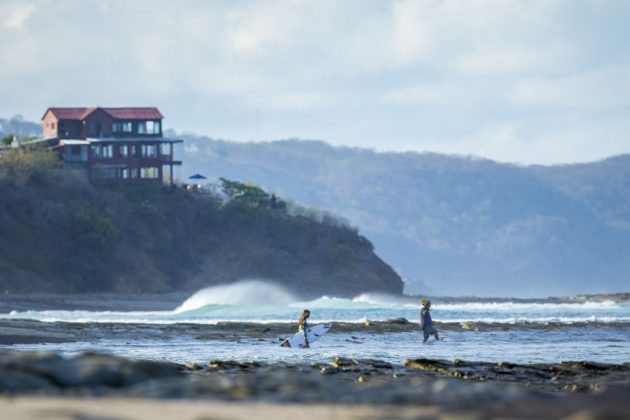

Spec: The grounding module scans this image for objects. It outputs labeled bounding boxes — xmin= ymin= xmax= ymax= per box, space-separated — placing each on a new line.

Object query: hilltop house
xmin=38 ymin=106 xmax=182 ymax=185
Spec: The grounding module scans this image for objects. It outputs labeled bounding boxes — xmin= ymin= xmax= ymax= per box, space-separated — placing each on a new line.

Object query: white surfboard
xmin=280 ymin=323 xmax=332 ymax=348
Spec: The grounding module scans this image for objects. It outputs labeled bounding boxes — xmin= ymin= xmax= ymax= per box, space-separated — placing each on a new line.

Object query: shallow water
xmin=2 ymin=282 xmax=629 ymax=364
xmin=6 ymin=327 xmax=630 ymax=365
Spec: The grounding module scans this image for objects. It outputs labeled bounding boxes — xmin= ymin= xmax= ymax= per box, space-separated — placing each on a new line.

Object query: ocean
xmin=1 ymin=281 xmax=629 ymax=365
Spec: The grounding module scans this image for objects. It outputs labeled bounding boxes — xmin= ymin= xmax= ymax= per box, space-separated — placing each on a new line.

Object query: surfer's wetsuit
xmin=298 ymin=319 xmax=309 ymax=347
xmin=421 ymin=308 xmax=439 ymax=342
xmin=298 ymin=319 xmax=308 ymax=333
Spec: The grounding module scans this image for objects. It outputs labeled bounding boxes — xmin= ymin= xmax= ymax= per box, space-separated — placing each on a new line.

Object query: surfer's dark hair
xmin=298 ymin=309 xmax=310 ymax=326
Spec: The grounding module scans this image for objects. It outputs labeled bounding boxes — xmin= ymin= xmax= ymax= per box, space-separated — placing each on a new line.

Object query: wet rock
xmin=403 ymin=358 xmax=451 ymax=372
xmin=358 ymin=359 xmax=393 ymax=370
xmin=319 ymin=365 xmax=340 ymax=374
xmin=0 ymin=370 xmax=55 ymax=392
xmin=207 ymin=360 xmax=261 ymax=373
xmin=0 ymin=350 xmax=181 ymax=391
xmin=329 ymin=357 xmax=359 ymax=368
xmin=1 ymin=349 xmax=629 ymax=417
xmin=384 ymin=317 xmax=410 ymax=325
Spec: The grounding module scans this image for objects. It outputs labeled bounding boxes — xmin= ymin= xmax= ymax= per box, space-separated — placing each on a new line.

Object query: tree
xmin=219 ymin=177 xmax=271 ymax=208
xmin=0 ymin=147 xmax=59 ymax=182
xmin=1 ymin=134 xmax=13 ymax=147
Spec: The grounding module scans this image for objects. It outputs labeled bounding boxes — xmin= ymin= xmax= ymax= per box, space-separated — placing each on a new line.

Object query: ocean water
xmin=2 ymin=281 xmax=629 ymax=365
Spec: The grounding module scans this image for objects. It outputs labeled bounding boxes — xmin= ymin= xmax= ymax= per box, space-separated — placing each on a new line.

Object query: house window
xmin=138 ymin=121 xmax=146 ymax=134
xmin=119 ymin=144 xmax=128 ymax=158
xmin=113 ymin=122 xmax=122 ymax=133
xmin=92 ymin=144 xmax=112 ymax=159
xmin=122 ymin=168 xmax=129 ymax=179
xmin=141 ymin=144 xmax=157 ymax=158
xmin=140 ymin=167 xmax=158 ymax=179
xmin=122 ymin=122 xmax=133 ymax=133
xmin=91 ymin=145 xmax=101 ymax=158
xmin=93 ymin=167 xmax=118 ymax=179
xmin=148 ymin=121 xmax=162 ymax=134
xmin=51 ymin=122 xmax=56 ymax=129
xmin=102 ymin=144 xmax=113 ymax=158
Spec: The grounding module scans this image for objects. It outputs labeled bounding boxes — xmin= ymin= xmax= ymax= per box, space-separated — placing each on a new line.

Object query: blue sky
xmin=1 ymin=0 xmax=629 ymax=164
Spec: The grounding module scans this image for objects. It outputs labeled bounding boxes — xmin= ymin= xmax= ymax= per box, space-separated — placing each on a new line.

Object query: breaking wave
xmin=175 ymin=279 xmax=297 ymax=313
xmin=1 ymin=281 xmax=628 ymax=325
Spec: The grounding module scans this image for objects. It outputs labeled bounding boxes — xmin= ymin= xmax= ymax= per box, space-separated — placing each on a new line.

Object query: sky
xmin=1 ymin=0 xmax=629 ymax=164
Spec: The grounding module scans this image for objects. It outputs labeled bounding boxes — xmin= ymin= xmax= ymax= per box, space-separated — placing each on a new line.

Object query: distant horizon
xmin=174 ymin=128 xmax=630 ymax=168
xmin=3 ymin=112 xmax=629 ymax=167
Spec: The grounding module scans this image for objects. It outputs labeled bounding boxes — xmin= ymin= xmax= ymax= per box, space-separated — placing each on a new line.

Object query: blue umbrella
xmin=188 ymin=174 xmax=207 ymax=180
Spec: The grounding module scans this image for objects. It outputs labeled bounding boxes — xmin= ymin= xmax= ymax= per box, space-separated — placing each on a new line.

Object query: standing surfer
xmin=420 ymin=299 xmax=439 ymax=343
xmin=298 ymin=309 xmax=311 ymax=348
xmin=281 ymin=309 xmax=311 ymax=348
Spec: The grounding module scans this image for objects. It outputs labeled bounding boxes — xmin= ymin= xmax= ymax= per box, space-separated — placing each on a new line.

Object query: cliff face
xmin=0 ymin=155 xmax=402 ymax=298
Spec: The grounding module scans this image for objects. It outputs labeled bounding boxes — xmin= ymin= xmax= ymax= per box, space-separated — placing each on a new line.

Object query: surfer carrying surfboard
xmin=281 ymin=310 xmax=331 ymax=348
xmin=420 ymin=298 xmax=439 ymax=343
xmin=297 ymin=309 xmax=311 ymax=348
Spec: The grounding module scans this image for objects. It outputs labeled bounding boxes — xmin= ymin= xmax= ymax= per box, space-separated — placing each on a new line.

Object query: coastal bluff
xmin=0 ymin=152 xmax=402 ymax=297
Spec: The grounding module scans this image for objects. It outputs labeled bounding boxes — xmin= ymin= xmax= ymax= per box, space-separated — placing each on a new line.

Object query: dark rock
xmin=384 ymin=317 xmax=410 ymax=325
xmin=0 ymin=370 xmax=54 ymax=392
xmin=0 ymin=350 xmax=181 ymax=391
xmin=1 ymin=349 xmax=629 ymax=418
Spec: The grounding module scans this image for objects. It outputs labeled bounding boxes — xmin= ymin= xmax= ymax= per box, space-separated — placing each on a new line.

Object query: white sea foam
xmin=446 ymin=316 xmax=630 ymax=324
xmin=174 ymin=279 xmax=297 ymax=313
xmin=435 ymin=301 xmax=621 ymax=312
xmin=1 ymin=283 xmax=628 ymax=325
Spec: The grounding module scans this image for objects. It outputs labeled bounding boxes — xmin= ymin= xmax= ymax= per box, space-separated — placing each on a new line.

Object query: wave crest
xmin=175 ymin=279 xmax=297 ymax=312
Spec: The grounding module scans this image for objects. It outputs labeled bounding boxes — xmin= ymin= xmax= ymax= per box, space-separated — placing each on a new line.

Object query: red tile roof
xmin=103 ymin=107 xmax=164 ymax=120
xmin=44 ymin=107 xmax=91 ymax=120
xmin=44 ymin=107 xmax=163 ymax=120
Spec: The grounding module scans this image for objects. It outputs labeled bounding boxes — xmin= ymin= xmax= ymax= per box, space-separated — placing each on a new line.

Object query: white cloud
xmin=0 ymin=0 xmax=629 ymax=163
xmin=509 ymin=66 xmax=630 ymax=110
xmin=383 ymin=83 xmax=449 ymax=105
xmin=454 ymin=45 xmax=570 ymax=76
xmin=1 ymin=1 xmax=36 ymax=30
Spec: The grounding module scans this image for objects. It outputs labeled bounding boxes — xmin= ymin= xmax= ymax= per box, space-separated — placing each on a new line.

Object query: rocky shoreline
xmin=2 ymin=317 xmax=629 ymax=346
xmin=0 ymin=349 xmax=628 ymax=418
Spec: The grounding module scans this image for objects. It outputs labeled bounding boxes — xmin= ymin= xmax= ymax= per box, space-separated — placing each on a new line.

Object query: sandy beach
xmin=1 ymin=398 xmax=447 ymax=420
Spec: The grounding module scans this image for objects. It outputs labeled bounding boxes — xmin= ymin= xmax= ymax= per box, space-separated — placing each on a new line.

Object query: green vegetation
xmin=0 ymin=150 xmax=402 ymax=296
xmin=0 ymin=133 xmax=38 ymax=147
xmin=219 ymin=177 xmax=271 ymax=208
xmin=0 ymin=147 xmax=58 ymax=179
xmin=1 ymin=134 xmax=12 ymax=146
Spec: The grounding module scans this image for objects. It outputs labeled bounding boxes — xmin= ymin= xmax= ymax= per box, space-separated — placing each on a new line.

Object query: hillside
xmin=0 ymin=149 xmax=402 ymax=297
xmin=3 ymin=117 xmax=628 ymax=297
xmin=178 ymin=134 xmax=630 ymax=297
